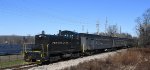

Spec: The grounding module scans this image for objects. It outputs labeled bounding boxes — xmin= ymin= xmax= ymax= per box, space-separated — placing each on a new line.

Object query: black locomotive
xmin=24 ymin=30 xmax=133 ymax=62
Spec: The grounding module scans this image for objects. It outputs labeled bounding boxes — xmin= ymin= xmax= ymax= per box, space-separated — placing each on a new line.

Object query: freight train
xmin=24 ymin=30 xmax=133 ymax=62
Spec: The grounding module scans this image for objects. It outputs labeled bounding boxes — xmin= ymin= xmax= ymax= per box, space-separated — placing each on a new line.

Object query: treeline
xmin=0 ymin=35 xmax=34 ymax=45
xmin=97 ymin=25 xmax=133 ymax=39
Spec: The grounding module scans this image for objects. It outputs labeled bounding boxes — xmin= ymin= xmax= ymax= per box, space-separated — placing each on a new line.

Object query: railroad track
xmin=1 ymin=63 xmax=38 ymax=70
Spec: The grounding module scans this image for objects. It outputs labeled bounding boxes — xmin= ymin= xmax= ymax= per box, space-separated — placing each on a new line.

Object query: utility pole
xmin=105 ymin=17 xmax=108 ymax=33
xmin=120 ymin=26 xmax=121 ymax=34
xmin=86 ymin=29 xmax=88 ymax=34
xmin=96 ymin=20 xmax=100 ymax=35
xmin=82 ymin=25 xmax=84 ymax=32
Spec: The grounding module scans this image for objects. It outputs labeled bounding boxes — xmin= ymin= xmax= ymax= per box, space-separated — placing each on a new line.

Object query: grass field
xmin=0 ymin=55 xmax=23 ymax=62
xmin=0 ymin=55 xmax=27 ymax=68
xmin=63 ymin=48 xmax=150 ymax=70
xmin=0 ymin=59 xmax=28 ymax=68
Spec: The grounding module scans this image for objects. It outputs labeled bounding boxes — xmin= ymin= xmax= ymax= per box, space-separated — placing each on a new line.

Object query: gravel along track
xmin=29 ymin=49 xmax=127 ymax=70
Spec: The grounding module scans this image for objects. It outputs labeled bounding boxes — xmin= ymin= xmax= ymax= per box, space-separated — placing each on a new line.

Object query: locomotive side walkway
xmin=29 ymin=49 xmax=127 ymax=70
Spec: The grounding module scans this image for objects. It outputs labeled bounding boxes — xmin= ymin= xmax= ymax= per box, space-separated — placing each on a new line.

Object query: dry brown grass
xmin=63 ymin=48 xmax=150 ymax=70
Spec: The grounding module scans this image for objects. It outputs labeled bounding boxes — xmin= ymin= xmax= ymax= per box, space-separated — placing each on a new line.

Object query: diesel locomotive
xmin=24 ymin=30 xmax=133 ymax=62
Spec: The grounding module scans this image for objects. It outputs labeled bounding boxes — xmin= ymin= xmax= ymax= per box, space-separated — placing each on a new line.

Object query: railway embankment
xmin=63 ymin=48 xmax=150 ymax=70
xmin=29 ymin=48 xmax=150 ymax=70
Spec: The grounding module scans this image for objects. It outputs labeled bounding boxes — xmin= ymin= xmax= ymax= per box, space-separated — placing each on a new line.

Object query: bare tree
xmin=136 ymin=8 xmax=150 ymax=47
xmin=106 ymin=24 xmax=118 ymax=37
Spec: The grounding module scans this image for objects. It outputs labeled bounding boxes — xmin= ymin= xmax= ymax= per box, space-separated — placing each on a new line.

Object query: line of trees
xmin=0 ymin=35 xmax=34 ymax=45
xmin=97 ymin=24 xmax=132 ymax=39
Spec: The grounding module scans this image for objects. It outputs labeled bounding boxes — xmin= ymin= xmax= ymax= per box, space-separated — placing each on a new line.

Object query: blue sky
xmin=0 ymin=0 xmax=150 ymax=36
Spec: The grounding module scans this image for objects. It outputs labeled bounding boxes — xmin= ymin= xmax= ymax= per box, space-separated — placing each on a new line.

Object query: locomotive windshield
xmin=33 ymin=34 xmax=48 ymax=52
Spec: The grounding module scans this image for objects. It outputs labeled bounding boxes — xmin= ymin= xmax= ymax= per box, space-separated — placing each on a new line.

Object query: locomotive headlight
xmin=39 ymin=35 xmax=42 ymax=37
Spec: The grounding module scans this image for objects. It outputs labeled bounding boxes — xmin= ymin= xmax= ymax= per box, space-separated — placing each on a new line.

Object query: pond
xmin=0 ymin=44 xmax=22 ymax=55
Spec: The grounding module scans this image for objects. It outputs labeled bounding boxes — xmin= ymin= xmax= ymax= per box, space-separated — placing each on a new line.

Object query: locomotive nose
xmin=24 ymin=51 xmax=42 ymax=62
